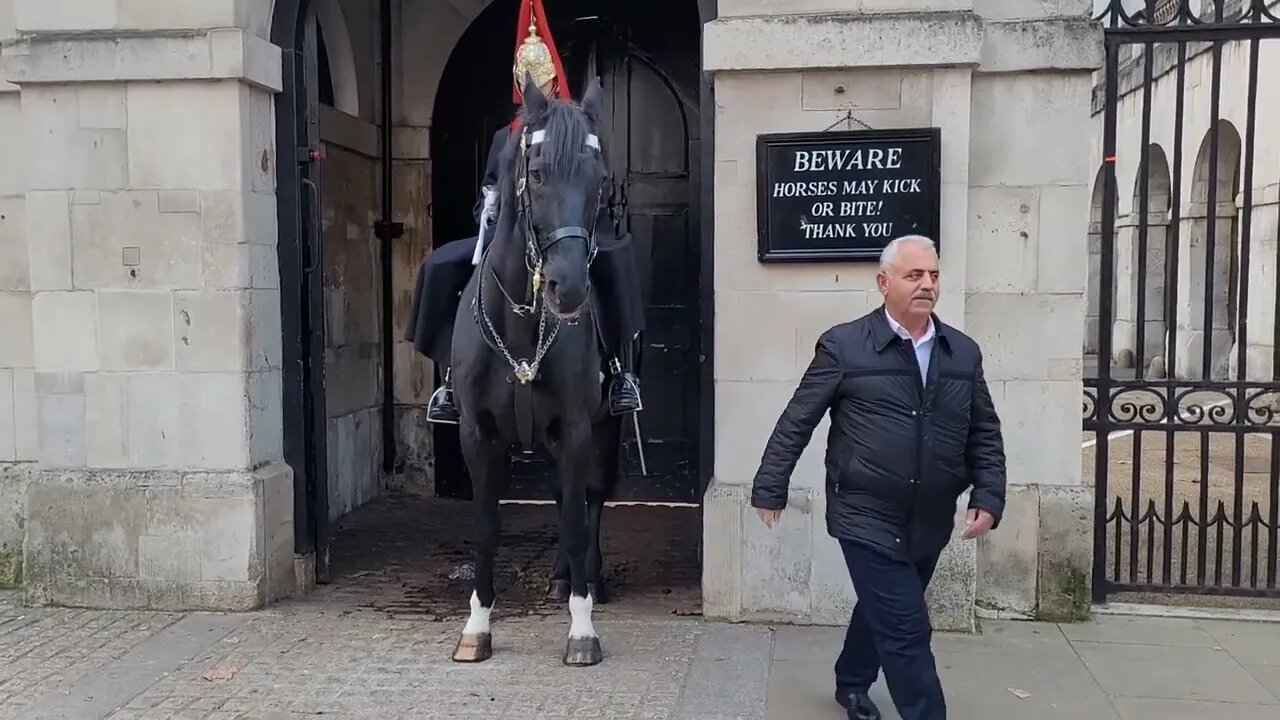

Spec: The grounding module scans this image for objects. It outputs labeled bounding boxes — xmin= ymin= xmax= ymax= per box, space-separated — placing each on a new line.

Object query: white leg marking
xmin=568 ymin=593 xmax=597 ymax=639
xmin=462 ymin=590 xmax=492 ymax=635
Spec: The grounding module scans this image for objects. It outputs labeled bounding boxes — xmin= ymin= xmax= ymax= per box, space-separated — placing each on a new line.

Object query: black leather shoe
xmin=607 ymin=371 xmax=642 ymax=416
xmin=835 ymin=690 xmax=881 ymax=720
xmin=426 ymin=382 xmax=460 ymax=424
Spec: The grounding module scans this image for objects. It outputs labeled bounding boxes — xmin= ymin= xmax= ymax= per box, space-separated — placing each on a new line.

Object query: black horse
xmin=449 ymin=76 xmax=623 ymax=667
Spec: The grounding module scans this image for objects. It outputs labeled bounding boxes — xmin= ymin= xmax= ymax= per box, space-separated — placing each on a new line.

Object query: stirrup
xmin=427 ymin=384 xmax=460 ymax=425
xmin=607 ymin=371 xmax=643 ymax=416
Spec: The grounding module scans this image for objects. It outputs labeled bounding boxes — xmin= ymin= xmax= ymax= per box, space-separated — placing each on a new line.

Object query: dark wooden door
xmin=432 ymin=3 xmax=703 ymax=503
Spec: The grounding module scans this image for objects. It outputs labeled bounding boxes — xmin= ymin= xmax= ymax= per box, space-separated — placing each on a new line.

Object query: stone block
xmin=964 ymin=293 xmax=1084 ymax=381
xmin=800 ymin=68 xmax=908 ymax=112
xmin=1037 ymin=184 xmax=1091 ymax=295
xmin=157 ymin=190 xmax=199 ymax=214
xmin=0 ymin=291 xmax=32 ymax=367
xmin=808 ymin=493 xmax=855 ymax=626
xmin=117 ymin=0 xmax=236 ymax=30
xmin=0 ymin=196 xmax=27 ymax=291
xmin=23 ymin=463 xmax=297 ymax=610
xmin=970 ymin=73 xmax=1094 ymax=188
xmin=127 ymin=82 xmax=242 ymax=190
xmin=77 ymin=85 xmax=127 ymax=130
xmin=927 ymin=512 xmax=978 ymax=633
xmin=715 ymin=292 xmax=798 ymax=382
xmin=930 ymin=68 xmax=973 ymax=185
xmin=240 ymin=84 xmax=276 ymax=193
xmin=85 ymin=373 xmax=128 ymax=468
xmin=247 ymin=369 xmax=283 ymax=466
xmin=14 ymin=0 xmax=117 ymax=32
xmin=1036 ymin=484 xmax=1092 ymax=622
xmin=938 ymin=182 xmax=969 ymax=280
xmin=980 ymin=19 xmax=1104 ymax=73
xmin=702 ymin=480 xmax=747 ymax=619
xmin=21 ymin=87 xmax=127 ymax=191
xmin=126 ymin=373 xmax=249 ymax=470
xmin=37 ymin=384 xmax=86 ymax=468
xmin=174 ymin=290 xmax=245 ymax=372
xmin=0 ymin=370 xmax=13 ymax=460
xmin=71 ymin=191 xmax=203 ymax=290
xmin=976 ymin=483 xmax=1039 ymax=616
xmin=704 ymin=12 xmax=983 ymax=72
xmin=0 ymin=462 xmax=33 ymax=585
xmin=966 ymin=185 xmax=1041 ymax=293
xmin=32 ymin=291 xmax=97 ymax=371
xmin=998 ymin=380 xmax=1083 ymax=487
xmin=324 ymin=344 xmax=380 ymax=419
xmin=715 ymin=380 xmax=830 ymax=487
xmin=741 ymin=485 xmax=813 ymax=619
xmin=393 ymin=340 xmax=431 ymax=405
xmin=97 ymin=291 xmax=175 ymax=371
xmin=976 ymin=0 xmax=1092 ymax=20
xmin=0 ymin=96 xmax=24 ymax=195
xmin=11 ymin=369 xmax=34 ymax=460
xmin=260 ymin=462 xmax=296 ymax=602
xmin=25 ymin=190 xmax=72 ymax=291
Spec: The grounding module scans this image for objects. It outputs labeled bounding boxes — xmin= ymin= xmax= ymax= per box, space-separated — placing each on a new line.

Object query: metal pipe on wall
xmin=376 ymin=0 xmax=402 ymax=476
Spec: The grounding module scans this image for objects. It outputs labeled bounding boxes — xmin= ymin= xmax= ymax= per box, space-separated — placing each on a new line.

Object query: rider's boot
xmin=427 ymin=367 xmax=461 ymax=424
xmin=606 ymin=352 xmax=642 ymax=417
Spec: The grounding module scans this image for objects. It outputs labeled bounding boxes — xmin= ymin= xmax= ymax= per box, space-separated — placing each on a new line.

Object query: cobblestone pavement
xmin=1 ymin=590 xmax=768 ymax=720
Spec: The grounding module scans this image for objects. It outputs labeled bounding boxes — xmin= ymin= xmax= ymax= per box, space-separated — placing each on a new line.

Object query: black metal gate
xmin=1086 ymin=0 xmax=1280 ymax=601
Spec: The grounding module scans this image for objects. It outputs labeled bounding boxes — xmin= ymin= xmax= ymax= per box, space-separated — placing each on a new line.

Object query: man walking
xmin=750 ymin=234 xmax=1007 ymax=720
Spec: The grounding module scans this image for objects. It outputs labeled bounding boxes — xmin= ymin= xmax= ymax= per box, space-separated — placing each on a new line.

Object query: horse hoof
xmin=547 ymin=579 xmax=570 ymax=602
xmin=452 ymin=633 xmax=492 ymax=662
xmin=563 ymin=636 xmax=603 ymax=667
xmin=588 ymin=582 xmax=610 ymax=605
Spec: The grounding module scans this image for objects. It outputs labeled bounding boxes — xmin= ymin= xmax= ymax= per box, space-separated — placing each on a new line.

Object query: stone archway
xmin=1113 ymin=144 xmax=1173 ymax=378
xmin=1175 ymin=120 xmax=1241 ymax=380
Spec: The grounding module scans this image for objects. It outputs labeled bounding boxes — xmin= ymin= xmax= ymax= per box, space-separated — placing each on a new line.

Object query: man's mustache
xmin=913 ymin=292 xmax=935 ymax=300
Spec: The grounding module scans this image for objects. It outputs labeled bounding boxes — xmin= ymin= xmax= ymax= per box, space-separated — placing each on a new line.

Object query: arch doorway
xmin=431 ymin=0 xmax=707 ymax=504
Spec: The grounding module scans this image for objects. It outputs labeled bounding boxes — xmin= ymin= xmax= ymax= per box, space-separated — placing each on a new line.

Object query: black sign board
xmin=755 ymin=128 xmax=941 ymax=263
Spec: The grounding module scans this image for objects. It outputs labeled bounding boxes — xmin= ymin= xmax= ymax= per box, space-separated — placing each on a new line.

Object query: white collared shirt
xmin=885 ymin=310 xmax=936 ymax=386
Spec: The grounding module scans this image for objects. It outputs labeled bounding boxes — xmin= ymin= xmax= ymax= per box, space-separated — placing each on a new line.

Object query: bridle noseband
xmin=473 ymin=122 xmax=605 ymax=386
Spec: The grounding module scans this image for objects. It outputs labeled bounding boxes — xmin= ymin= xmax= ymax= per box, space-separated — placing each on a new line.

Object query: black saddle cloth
xmin=405 ymin=233 xmax=646 ymax=368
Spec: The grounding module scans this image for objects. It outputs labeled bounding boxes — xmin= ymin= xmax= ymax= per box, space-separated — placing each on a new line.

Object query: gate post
xmin=700 ymin=1 xmax=1103 ymax=628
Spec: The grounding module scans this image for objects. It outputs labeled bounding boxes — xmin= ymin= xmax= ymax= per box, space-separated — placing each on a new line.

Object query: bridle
xmin=473 ymin=121 xmax=605 ymax=386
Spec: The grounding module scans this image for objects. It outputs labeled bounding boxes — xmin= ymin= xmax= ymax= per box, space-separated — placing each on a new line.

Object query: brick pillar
xmin=1 ymin=0 xmax=297 ymax=610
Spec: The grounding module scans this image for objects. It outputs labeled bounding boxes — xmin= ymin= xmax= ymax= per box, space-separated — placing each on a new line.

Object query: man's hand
xmin=962 ymin=508 xmax=995 ymax=540
xmin=756 ymin=507 xmax=782 ymax=529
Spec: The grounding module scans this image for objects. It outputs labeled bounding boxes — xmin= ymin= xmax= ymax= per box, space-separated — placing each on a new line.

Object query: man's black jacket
xmin=751 ymin=305 xmax=1007 ymax=562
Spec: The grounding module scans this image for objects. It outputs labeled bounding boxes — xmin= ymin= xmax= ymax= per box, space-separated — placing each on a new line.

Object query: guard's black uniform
xmin=405 ymin=124 xmax=647 ymax=422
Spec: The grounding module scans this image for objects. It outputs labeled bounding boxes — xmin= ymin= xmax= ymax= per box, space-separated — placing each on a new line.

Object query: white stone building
xmin=0 ymin=0 xmax=1102 ymax=628
xmin=1086 ymin=0 xmax=1280 ymax=383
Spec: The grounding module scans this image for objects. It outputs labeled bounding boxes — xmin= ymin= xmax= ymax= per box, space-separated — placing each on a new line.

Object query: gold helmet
xmin=513 ymin=17 xmax=556 ymax=92
xmin=510 ymin=0 xmax=565 ymax=102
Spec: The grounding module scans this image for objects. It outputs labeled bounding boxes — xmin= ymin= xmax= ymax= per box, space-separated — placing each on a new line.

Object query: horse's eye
xmin=529 ymin=169 xmax=544 ymax=185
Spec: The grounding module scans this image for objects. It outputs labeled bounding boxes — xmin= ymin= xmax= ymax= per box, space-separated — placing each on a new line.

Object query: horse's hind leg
xmin=453 ymin=436 xmax=503 ymax=663
xmin=585 ymin=488 xmax=608 ymax=604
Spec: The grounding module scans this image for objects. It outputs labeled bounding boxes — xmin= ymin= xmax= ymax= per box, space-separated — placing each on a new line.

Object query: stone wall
xmin=0 ymin=0 xmax=32 ymax=587
xmin=0 ymin=0 xmax=297 ymax=609
xmin=702 ymin=0 xmax=1102 ymax=628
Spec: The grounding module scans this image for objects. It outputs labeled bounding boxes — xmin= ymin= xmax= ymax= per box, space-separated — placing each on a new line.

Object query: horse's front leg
xmin=585 ymin=487 xmax=608 ymax=604
xmin=552 ymin=427 xmax=603 ymax=667
xmin=452 ymin=430 xmax=504 ymax=663
xmin=547 ymin=486 xmax=571 ymax=602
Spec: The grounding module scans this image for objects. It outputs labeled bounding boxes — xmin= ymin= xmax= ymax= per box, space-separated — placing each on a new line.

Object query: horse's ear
xmin=522 ymin=73 xmax=548 ymax=120
xmin=581 ymin=76 xmax=604 ymax=127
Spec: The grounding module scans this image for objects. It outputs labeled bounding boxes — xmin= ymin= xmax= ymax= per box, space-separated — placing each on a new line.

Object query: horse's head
xmin=512 ymin=75 xmax=608 ymax=319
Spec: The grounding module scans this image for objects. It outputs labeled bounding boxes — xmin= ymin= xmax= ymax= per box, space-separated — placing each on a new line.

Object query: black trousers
xmin=835 ymin=540 xmax=946 ymax=720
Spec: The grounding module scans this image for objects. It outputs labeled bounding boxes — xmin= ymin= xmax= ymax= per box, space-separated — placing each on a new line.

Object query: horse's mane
xmin=493 ymin=97 xmax=601 ymax=239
